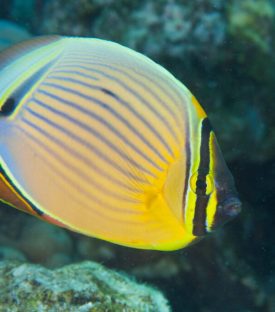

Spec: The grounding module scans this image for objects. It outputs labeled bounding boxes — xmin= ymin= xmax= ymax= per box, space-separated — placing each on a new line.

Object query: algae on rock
xmin=0 ymin=261 xmax=171 ymax=312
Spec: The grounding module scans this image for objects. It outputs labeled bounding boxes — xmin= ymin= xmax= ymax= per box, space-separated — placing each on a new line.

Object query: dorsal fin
xmin=0 ymin=35 xmax=61 ymax=71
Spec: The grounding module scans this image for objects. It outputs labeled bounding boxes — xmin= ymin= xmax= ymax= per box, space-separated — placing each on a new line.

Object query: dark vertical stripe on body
xmin=182 ymin=135 xmax=191 ymax=221
xmin=62 ymin=55 xmax=188 ymax=122
xmin=19 ymin=120 xmax=139 ymax=194
xmin=50 ymin=69 xmax=99 ymax=81
xmin=53 ymin=62 xmax=176 ymax=156
xmin=15 ymin=127 xmax=147 ymax=223
xmin=74 ymin=61 xmax=182 ymax=141
xmin=18 ymin=125 xmax=142 ymax=212
xmin=181 ymin=121 xmax=191 ymax=219
xmin=40 ymin=81 xmax=167 ymax=165
xmin=37 ymin=86 xmax=162 ymax=172
xmin=61 ymin=58 xmax=180 ymax=126
xmin=192 ymin=118 xmax=212 ymax=236
xmin=24 ymin=107 xmax=149 ymax=183
xmin=32 ymin=97 xmax=155 ymax=177
xmin=20 ymin=109 xmax=142 ymax=203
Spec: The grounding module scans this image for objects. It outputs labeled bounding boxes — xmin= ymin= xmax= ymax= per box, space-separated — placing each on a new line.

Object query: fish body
xmin=0 ymin=36 xmax=241 ymax=250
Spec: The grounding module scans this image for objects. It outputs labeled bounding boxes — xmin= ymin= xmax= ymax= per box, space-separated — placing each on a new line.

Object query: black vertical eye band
xmin=192 ymin=118 xmax=212 ymax=236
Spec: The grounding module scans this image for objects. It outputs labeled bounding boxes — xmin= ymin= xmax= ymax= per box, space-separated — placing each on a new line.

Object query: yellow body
xmin=0 ymin=37 xmax=241 ymax=250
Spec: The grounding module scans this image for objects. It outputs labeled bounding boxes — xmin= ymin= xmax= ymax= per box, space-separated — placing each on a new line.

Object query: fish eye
xmin=190 ymin=172 xmax=214 ymax=196
xmin=0 ymin=97 xmax=16 ymax=116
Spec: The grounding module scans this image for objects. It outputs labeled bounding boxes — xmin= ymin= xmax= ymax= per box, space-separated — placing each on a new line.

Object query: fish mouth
xmin=222 ymin=197 xmax=242 ymax=218
xmin=212 ymin=196 xmax=242 ymax=230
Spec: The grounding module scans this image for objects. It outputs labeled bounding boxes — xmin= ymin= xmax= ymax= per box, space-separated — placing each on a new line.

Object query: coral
xmin=0 ymin=261 xmax=171 ymax=312
xmin=39 ymin=0 xmax=227 ymax=62
xmin=228 ymin=0 xmax=274 ymax=53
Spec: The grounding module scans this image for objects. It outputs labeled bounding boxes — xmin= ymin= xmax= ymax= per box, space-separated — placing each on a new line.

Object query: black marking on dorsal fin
xmin=1 ymin=98 xmax=16 ymax=116
xmin=0 ymin=59 xmax=56 ymax=117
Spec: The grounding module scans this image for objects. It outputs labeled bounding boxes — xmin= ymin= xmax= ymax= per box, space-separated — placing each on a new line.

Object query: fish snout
xmin=222 ymin=197 xmax=242 ymax=218
xmin=213 ymin=195 xmax=242 ymax=230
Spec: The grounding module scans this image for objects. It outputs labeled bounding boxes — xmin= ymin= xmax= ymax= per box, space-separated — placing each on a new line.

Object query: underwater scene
xmin=0 ymin=0 xmax=274 ymax=311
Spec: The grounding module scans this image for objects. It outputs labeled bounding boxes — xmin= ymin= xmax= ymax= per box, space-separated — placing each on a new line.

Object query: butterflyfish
xmin=0 ymin=36 xmax=241 ymax=250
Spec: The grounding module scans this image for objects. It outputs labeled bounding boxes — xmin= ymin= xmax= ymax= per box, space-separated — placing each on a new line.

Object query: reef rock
xmin=0 ymin=261 xmax=171 ymax=312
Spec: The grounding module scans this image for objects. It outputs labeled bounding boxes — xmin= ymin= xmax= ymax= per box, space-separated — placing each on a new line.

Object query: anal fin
xmin=0 ymin=170 xmax=35 ymax=215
